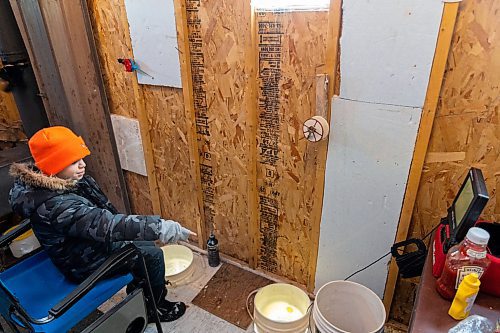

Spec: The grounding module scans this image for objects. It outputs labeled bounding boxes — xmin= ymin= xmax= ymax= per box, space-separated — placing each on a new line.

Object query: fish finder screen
xmin=454 ymin=177 xmax=474 ymax=228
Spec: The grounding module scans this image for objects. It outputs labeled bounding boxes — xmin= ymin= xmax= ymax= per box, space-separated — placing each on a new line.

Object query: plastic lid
xmin=4 ymin=226 xmax=34 ymax=241
xmin=462 ymin=273 xmax=480 ymax=287
xmin=465 ymin=227 xmax=490 ymax=245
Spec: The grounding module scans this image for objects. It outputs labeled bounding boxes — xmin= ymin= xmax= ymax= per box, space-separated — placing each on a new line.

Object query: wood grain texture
xmin=305 ymin=0 xmax=342 ymax=291
xmin=88 ymin=0 xmax=331 ymax=287
xmin=86 ymin=0 xmax=163 ymax=215
xmin=90 ymin=0 xmax=202 ymax=231
xmin=383 ymin=1 xmax=459 ymax=315
xmin=0 ymin=90 xmax=25 ymax=143
xmin=85 ymin=0 xmax=137 ymax=119
xmin=87 ymin=0 xmax=164 ymax=217
xmin=185 ymin=0 xmax=253 ymax=261
xmin=390 ymin=0 xmax=500 ymax=323
xmin=255 ymin=11 xmax=329 ymax=286
xmin=142 ymin=85 xmax=202 ymax=234
xmin=172 ymin=0 xmax=206 ymax=247
xmin=123 ymin=171 xmax=154 ymax=215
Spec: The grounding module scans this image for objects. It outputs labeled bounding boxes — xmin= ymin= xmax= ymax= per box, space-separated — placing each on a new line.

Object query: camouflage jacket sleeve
xmin=49 ymin=195 xmax=161 ymax=243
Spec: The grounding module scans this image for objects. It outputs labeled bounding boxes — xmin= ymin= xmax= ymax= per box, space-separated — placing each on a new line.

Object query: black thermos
xmin=207 ymin=233 xmax=220 ymax=267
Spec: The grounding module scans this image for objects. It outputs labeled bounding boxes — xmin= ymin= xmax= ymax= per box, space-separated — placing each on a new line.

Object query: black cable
xmin=422 ymin=223 xmax=440 ymax=240
xmin=344 ymin=251 xmax=391 ymax=281
xmin=343 ymin=223 xmax=441 ymax=281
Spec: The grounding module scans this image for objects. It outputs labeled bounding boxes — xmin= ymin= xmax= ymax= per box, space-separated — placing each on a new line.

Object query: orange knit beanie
xmin=28 ymin=126 xmax=91 ymax=176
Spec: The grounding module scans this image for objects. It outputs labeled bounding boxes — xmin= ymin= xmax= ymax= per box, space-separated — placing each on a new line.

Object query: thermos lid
xmin=207 ymin=233 xmax=218 ymax=245
xmin=465 ymin=227 xmax=490 ymax=245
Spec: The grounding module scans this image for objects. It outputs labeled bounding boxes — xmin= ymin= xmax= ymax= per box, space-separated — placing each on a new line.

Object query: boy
xmin=9 ymin=126 xmax=195 ymax=322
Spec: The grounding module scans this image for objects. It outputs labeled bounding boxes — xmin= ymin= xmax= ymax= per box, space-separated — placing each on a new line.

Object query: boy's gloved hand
xmin=158 ymin=219 xmax=196 ymax=243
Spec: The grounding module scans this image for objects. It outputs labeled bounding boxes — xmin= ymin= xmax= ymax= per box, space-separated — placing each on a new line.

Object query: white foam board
xmin=338 ymin=0 xmax=443 ymax=107
xmin=315 ymin=98 xmax=422 ymax=297
xmin=124 ymin=0 xmax=182 ymax=87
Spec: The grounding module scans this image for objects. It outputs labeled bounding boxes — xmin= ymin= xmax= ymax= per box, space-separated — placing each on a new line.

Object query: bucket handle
xmin=193 ymin=251 xmax=207 ymax=269
xmin=246 ymin=289 xmax=315 ymax=331
xmin=245 ymin=288 xmax=260 ymax=321
xmin=307 ymin=302 xmax=314 ymax=332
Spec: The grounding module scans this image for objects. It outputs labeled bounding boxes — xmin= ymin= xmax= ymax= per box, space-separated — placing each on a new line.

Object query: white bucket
xmin=312 ymin=281 xmax=385 ymax=333
xmin=161 ymin=244 xmax=195 ymax=285
xmin=5 ymin=227 xmax=41 ymax=258
xmin=253 ymin=283 xmax=311 ymax=333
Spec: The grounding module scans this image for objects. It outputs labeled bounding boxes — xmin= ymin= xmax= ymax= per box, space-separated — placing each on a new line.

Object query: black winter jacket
xmin=8 ymin=163 xmax=172 ymax=282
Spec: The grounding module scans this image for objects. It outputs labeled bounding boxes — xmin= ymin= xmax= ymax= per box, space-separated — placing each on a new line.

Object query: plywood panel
xmin=255 ymin=11 xmax=329 ymax=285
xmin=89 ymin=0 xmax=332 ymax=287
xmin=123 ymin=171 xmax=154 ymax=215
xmin=87 ymin=0 xmax=156 ymax=214
xmin=86 ymin=0 xmax=138 ymax=119
xmin=88 ymin=0 xmax=202 ymax=235
xmin=185 ymin=0 xmax=253 ymax=261
xmin=392 ymin=0 xmax=500 ymax=324
xmin=142 ymin=85 xmax=202 ymax=234
xmin=0 ymin=91 xmax=25 ymax=142
xmin=409 ymin=0 xmax=500 ymax=240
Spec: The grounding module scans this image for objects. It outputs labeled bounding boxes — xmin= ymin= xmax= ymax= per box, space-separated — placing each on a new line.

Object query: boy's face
xmin=56 ymin=159 xmax=86 ymax=180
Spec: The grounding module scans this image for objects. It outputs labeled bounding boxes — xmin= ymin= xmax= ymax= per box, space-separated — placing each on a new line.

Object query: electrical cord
xmin=344 ymin=223 xmax=440 ymax=281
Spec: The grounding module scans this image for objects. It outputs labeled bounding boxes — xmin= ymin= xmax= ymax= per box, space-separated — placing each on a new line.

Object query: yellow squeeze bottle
xmin=448 ymin=273 xmax=481 ymax=320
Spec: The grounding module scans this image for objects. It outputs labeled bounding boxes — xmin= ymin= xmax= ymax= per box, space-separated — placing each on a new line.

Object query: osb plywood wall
xmin=185 ymin=0 xmax=254 ymax=262
xmin=0 ymin=91 xmax=25 ymax=146
xmin=391 ymin=0 xmax=500 ymax=324
xmin=87 ymin=0 xmax=202 ymax=230
xmin=87 ymin=0 xmax=330 ymax=287
xmin=255 ymin=11 xmax=329 ymax=284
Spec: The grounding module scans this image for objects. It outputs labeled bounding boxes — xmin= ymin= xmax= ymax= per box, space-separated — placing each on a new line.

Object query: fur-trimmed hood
xmin=9 ymin=163 xmax=77 ymax=191
xmin=9 ymin=163 xmax=77 ymax=219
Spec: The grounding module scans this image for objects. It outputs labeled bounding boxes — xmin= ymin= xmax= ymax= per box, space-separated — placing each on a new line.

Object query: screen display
xmin=454 ymin=178 xmax=474 ymax=227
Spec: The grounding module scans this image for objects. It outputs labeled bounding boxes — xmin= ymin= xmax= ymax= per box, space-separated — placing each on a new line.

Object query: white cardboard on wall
xmin=124 ymin=0 xmax=182 ymax=87
xmin=110 ymin=114 xmax=148 ymax=176
xmin=339 ymin=0 xmax=443 ymax=107
xmin=316 ymin=98 xmax=421 ymax=296
xmin=315 ymin=0 xmax=444 ymax=297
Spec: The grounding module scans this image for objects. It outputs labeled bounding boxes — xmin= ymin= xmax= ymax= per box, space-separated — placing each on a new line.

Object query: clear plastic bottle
xmin=448 ymin=273 xmax=480 ymax=320
xmin=436 ymin=227 xmax=491 ymax=300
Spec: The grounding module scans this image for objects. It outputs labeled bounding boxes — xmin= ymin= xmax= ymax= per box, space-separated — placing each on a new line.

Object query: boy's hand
xmin=158 ymin=219 xmax=195 ymax=243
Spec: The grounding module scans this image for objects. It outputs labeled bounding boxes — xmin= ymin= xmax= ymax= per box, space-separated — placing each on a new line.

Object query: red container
xmin=434 ymin=221 xmax=500 ymax=298
xmin=476 ymin=222 xmax=500 ymax=297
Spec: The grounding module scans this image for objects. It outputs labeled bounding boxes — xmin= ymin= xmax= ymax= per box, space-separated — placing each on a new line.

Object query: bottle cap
xmin=462 ymin=273 xmax=480 ymax=287
xmin=465 ymin=227 xmax=490 ymax=245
